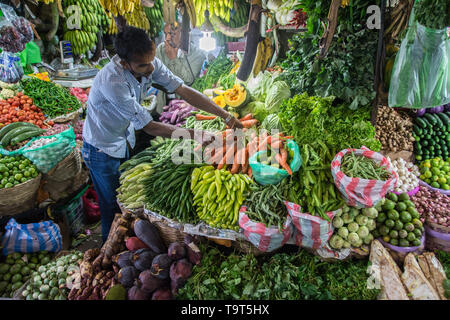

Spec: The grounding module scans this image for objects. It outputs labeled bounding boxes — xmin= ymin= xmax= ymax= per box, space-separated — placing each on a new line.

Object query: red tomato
xmin=27 ymin=99 xmax=33 ymax=104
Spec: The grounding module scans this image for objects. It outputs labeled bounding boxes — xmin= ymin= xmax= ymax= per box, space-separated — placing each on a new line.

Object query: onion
xmin=416 ymin=108 xmax=427 ymax=116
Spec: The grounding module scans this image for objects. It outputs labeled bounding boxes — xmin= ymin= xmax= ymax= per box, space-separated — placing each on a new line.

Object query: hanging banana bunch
xmin=36 ymin=0 xmax=56 ymax=4
xmin=62 ymin=0 xmax=110 ymax=56
xmin=145 ymin=0 xmax=164 ymax=37
xmin=251 ymin=37 xmax=274 ymax=77
xmin=107 ymin=4 xmax=150 ymax=35
xmin=97 ymin=0 xmax=141 ymax=16
xmin=190 ymin=0 xmax=234 ymax=28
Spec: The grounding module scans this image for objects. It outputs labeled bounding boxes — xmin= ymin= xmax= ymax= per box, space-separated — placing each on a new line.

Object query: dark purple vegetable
xmin=184 ymin=235 xmax=202 ymax=266
xmin=170 ymin=277 xmax=186 ymax=296
xmin=151 ymin=254 xmax=172 ymax=280
xmin=416 ymin=108 xmax=426 ymax=117
xmin=128 ymin=285 xmax=150 ymax=300
xmin=118 ymin=266 xmax=139 ymax=288
xmin=445 ymin=103 xmax=450 ymax=111
xmin=114 ymin=251 xmax=134 ymax=269
xmin=134 ymin=219 xmax=166 ymax=254
xmin=167 ymin=242 xmax=186 ymax=260
xmin=151 ymin=288 xmax=173 ymax=300
xmin=138 ymin=270 xmax=167 ymax=294
xmin=133 ymin=250 xmax=158 ymax=271
xmin=169 ymin=258 xmax=192 ymax=281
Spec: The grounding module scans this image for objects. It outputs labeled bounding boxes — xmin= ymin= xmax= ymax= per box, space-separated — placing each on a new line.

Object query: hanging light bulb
xmin=199 ymin=10 xmax=216 ymax=52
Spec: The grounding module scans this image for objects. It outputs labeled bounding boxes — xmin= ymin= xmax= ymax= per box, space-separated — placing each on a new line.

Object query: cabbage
xmin=246 ymin=72 xmax=275 ymax=102
xmin=357 ymin=226 xmax=369 ymax=239
xmin=261 ymin=114 xmax=283 ymax=132
xmin=240 ymin=101 xmax=269 ymax=122
xmin=338 ymin=227 xmax=349 ymax=239
xmin=265 ymin=81 xmax=290 ymax=114
xmin=332 ymin=217 xmax=344 ymax=229
xmin=329 ymin=235 xmax=344 ymax=250
xmin=356 ymin=215 xmax=368 ymax=226
xmin=348 ymin=232 xmax=360 ymax=245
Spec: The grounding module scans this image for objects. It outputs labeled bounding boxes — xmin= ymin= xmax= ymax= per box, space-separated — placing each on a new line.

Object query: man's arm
xmin=175 ymin=84 xmax=243 ymax=129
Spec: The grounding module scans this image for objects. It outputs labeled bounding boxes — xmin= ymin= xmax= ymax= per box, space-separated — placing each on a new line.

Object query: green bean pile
xmin=21 ymin=78 xmax=81 ymax=118
xmin=341 ymin=152 xmax=391 ymax=180
xmin=183 ymin=112 xmax=226 ymax=132
xmin=143 ymin=162 xmax=201 ymax=224
xmin=243 ymin=181 xmax=289 ymax=230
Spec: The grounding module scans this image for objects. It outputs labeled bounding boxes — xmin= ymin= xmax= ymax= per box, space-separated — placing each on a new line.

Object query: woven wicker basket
xmin=0 ymin=174 xmax=41 ymax=216
xmin=145 ymin=213 xmax=186 ymax=247
xmin=425 ymin=222 xmax=450 ymax=253
xmin=45 ymin=149 xmax=82 ymax=182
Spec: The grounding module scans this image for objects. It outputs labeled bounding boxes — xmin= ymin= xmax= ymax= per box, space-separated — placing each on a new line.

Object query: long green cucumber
xmin=10 ymin=128 xmax=45 ymax=146
xmin=1 ymin=125 xmax=40 ymax=147
xmin=0 ymin=122 xmax=38 ymax=141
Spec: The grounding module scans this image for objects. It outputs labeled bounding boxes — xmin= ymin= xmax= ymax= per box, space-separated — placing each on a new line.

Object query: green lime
xmin=386 ymin=193 xmax=398 ymax=202
xmin=404 ymin=222 xmax=415 ymax=232
xmin=14 ymin=173 xmax=23 ymax=181
xmin=399 ymin=239 xmax=410 ymax=247
xmin=0 ymin=165 xmax=6 ymax=173
xmin=385 ymin=219 xmax=395 ymax=228
xmin=413 ymin=228 xmax=422 ymax=238
xmin=4 ymin=183 xmax=13 ymax=188
xmin=400 ymin=211 xmax=412 ymax=223
xmin=23 ymin=171 xmax=30 ymax=177
xmin=396 ymin=202 xmax=406 ymax=212
xmin=390 ymin=238 xmax=399 ymax=246
xmin=377 ymin=212 xmax=387 ymax=223
xmin=20 ymin=177 xmax=27 ymax=183
xmin=389 ymin=230 xmax=399 ymax=239
xmin=387 ymin=209 xmax=400 ymax=221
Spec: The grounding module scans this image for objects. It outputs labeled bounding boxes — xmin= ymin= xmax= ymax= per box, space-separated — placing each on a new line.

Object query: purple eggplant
xmin=416 ymin=108 xmax=426 ymax=116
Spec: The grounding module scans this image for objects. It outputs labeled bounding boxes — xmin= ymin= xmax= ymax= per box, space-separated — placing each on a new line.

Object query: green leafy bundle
xmin=177 ymin=245 xmax=380 ymax=300
xmin=281 ymin=24 xmax=378 ymax=110
xmin=414 ymin=0 xmax=449 ymax=29
xmin=279 ymin=93 xmax=381 ymax=152
xmin=191 ymin=53 xmax=233 ymax=93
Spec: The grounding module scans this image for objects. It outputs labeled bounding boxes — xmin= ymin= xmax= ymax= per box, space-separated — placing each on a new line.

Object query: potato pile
xmin=375 ymin=105 xmax=415 ymax=152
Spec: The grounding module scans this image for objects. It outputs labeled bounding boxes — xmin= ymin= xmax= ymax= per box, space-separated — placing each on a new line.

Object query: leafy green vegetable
xmin=261 ymin=114 xmax=283 ymax=132
xmin=192 ymin=53 xmax=233 ymax=93
xmin=414 ymin=0 xmax=449 ymax=30
xmin=247 ymin=71 xmax=278 ymax=102
xmin=178 ymin=245 xmax=379 ymax=300
xmin=239 ymin=101 xmax=267 ymax=122
xmin=265 ymin=81 xmax=291 ymax=114
xmin=280 ymin=0 xmax=379 ymax=110
xmin=279 ymin=93 xmax=381 ymax=152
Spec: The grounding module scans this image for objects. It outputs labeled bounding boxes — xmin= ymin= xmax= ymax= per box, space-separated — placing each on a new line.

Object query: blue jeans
xmin=81 ymin=141 xmax=129 ymax=242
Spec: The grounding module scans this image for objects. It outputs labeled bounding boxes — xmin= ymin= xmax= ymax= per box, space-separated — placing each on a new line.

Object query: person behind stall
xmin=82 ymin=26 xmax=242 ymax=242
xmin=154 ymin=22 xmax=207 ymax=114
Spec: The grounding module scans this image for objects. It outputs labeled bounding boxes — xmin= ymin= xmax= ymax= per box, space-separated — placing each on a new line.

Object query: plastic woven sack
xmin=388 ymin=5 xmax=450 ymax=109
xmin=331 ymin=146 xmax=398 ymax=208
xmin=22 ymin=126 xmax=76 ymax=173
xmin=238 ymin=206 xmax=293 ymax=252
xmin=249 ymin=139 xmax=302 ymax=185
xmin=1 ymin=218 xmax=62 ymax=255
xmin=0 ymin=51 xmax=23 ymax=83
xmin=286 ymin=201 xmax=341 ymax=250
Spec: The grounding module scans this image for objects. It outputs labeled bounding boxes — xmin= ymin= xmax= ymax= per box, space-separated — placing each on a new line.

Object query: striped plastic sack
xmin=331 ymin=146 xmax=398 ymax=208
xmin=286 ymin=201 xmax=341 ymax=250
xmin=238 ymin=206 xmax=293 ymax=252
xmin=1 ymin=218 xmax=62 ymax=256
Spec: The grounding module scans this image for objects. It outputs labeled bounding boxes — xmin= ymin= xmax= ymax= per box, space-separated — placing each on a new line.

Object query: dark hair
xmin=114 ymin=26 xmax=154 ymax=62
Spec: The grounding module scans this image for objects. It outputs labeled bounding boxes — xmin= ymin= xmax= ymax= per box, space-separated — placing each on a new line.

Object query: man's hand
xmin=164 ymin=40 xmax=178 ymax=60
xmin=226 ymin=116 xmax=243 ymax=129
xmin=195 ymin=130 xmax=221 ymax=147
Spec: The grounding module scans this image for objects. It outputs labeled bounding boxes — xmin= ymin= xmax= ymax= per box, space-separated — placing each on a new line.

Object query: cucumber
xmin=437 ymin=112 xmax=449 ymax=126
xmin=424 ymin=113 xmax=437 ymax=126
xmin=413 ymin=124 xmax=422 ymax=136
xmin=415 ymin=117 xmax=427 ymax=129
xmin=10 ymin=128 xmax=45 ymax=146
xmin=0 ymin=122 xmax=37 ymax=141
xmin=0 ymin=125 xmax=40 ymax=147
xmin=431 ymin=113 xmax=443 ymax=127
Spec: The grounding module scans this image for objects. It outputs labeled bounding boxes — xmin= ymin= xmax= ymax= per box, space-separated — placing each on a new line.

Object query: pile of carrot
xmin=197 ymin=114 xmax=293 ymax=177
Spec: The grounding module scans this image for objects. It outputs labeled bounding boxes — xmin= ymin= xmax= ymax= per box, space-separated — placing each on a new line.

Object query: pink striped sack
xmin=238 ymin=206 xmax=293 ymax=252
xmin=331 ymin=146 xmax=398 ymax=208
xmin=285 ymin=201 xmax=339 ymax=250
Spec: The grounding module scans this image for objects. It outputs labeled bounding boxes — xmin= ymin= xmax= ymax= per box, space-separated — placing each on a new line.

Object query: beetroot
xmin=126 ymin=237 xmax=149 ymax=251
xmin=133 ymin=250 xmax=157 ymax=272
xmin=114 ymin=251 xmax=134 ymax=269
xmin=138 ymin=270 xmax=167 ymax=294
xmin=150 ymin=254 xmax=172 ymax=280
xmin=167 ymin=242 xmax=186 ymax=260
xmin=151 ymin=288 xmax=173 ymax=300
xmin=184 ymin=235 xmax=202 ymax=265
xmin=128 ymin=285 xmax=150 ymax=300
xmin=118 ymin=266 xmax=139 ymax=288
xmin=170 ymin=259 xmax=192 ymax=281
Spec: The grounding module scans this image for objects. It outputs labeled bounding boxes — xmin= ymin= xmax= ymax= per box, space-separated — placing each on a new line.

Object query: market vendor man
xmin=82 ymin=26 xmax=242 ymax=242
xmin=154 ymin=22 xmax=207 ymax=114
